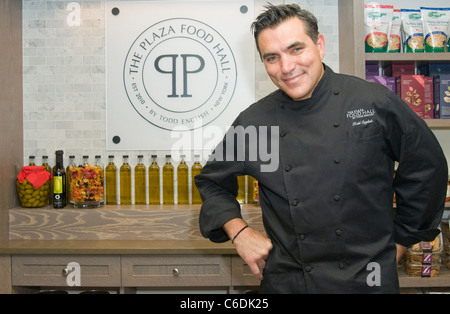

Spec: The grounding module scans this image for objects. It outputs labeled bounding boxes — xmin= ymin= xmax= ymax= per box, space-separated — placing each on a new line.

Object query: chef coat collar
xmin=280 ymin=63 xmax=332 ymax=111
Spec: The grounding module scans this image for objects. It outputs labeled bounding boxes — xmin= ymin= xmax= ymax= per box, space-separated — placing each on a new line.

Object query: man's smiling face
xmin=258 ymin=17 xmax=326 ymax=101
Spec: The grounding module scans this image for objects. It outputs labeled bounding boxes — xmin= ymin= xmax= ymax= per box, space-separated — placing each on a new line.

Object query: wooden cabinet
xmin=121 ymin=255 xmax=231 ymax=287
xmin=12 ymin=255 xmax=121 ymax=287
xmin=10 ymin=254 xmax=256 ymax=292
xmin=231 ymin=256 xmax=260 ymax=287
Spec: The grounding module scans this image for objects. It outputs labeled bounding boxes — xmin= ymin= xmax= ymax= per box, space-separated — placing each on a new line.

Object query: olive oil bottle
xmin=105 ymin=155 xmax=117 ymax=205
xmin=42 ymin=155 xmax=51 ymax=172
xmin=134 ymin=155 xmax=146 ymax=205
xmin=177 ymin=155 xmax=189 ymax=204
xmin=163 ymin=155 xmax=174 ymax=205
xmin=236 ymin=175 xmax=245 ymax=204
xmin=66 ymin=155 xmax=76 ymax=204
xmin=28 ymin=155 xmax=36 ymax=166
xmin=120 ymin=155 xmax=132 ymax=205
xmin=191 ymin=154 xmax=202 ymax=204
xmin=247 ymin=176 xmax=257 ymax=204
xmin=94 ymin=155 xmax=104 ymax=204
xmin=42 ymin=155 xmax=51 ymax=205
xmin=52 ymin=150 xmax=66 ymax=208
xmin=148 ymin=155 xmax=160 ymax=205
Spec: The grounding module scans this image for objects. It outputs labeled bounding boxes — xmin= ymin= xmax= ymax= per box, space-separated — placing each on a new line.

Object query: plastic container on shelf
xmin=404 ymin=233 xmax=443 ymax=277
xmin=441 ymin=221 xmax=450 ymax=269
xmin=404 ymin=264 xmax=441 ymax=278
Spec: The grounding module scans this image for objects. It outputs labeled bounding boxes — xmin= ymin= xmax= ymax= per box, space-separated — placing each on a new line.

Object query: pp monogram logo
xmin=124 ymin=18 xmax=237 ymax=131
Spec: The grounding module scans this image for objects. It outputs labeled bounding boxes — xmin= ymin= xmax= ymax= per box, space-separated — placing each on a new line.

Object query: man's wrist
xmin=223 ymin=218 xmax=248 ymax=242
xmin=232 ymin=225 xmax=249 ymax=244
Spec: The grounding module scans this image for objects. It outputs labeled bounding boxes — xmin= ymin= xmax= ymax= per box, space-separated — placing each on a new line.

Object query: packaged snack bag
xmin=364 ymin=4 xmax=394 ymax=52
xmin=388 ymin=9 xmax=402 ymax=53
xmin=421 ymin=7 xmax=450 ymax=52
xmin=401 ymin=9 xmax=425 ymax=53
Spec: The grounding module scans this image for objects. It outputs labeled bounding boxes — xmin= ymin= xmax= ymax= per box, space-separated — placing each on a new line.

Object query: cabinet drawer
xmin=12 ymin=255 xmax=121 ymax=287
xmin=122 ymin=255 xmax=231 ymax=287
xmin=231 ymin=256 xmax=260 ymax=287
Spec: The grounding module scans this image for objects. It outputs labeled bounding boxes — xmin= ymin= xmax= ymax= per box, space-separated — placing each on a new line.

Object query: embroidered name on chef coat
xmin=346 ymin=109 xmax=376 ymax=127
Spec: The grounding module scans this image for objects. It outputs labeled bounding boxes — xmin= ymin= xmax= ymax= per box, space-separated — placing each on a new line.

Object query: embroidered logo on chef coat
xmin=346 ymin=109 xmax=376 ymax=127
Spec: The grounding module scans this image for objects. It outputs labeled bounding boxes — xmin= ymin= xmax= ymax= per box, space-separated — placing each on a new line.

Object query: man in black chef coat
xmin=195 ymin=4 xmax=448 ymax=293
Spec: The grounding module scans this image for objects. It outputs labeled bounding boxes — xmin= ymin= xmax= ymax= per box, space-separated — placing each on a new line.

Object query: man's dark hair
xmin=251 ymin=3 xmax=320 ymax=56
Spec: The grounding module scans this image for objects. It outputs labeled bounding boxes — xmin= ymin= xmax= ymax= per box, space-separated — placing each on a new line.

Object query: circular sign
xmin=123 ymin=18 xmax=237 ymax=131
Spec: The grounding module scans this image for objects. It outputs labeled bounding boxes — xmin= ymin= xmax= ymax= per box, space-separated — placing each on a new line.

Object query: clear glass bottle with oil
xmin=191 ymin=154 xmax=203 ymax=204
xmin=42 ymin=155 xmax=51 ymax=173
xmin=94 ymin=155 xmax=105 ymax=204
xmin=163 ymin=154 xmax=174 ymax=205
xmin=236 ymin=175 xmax=245 ymax=204
xmin=65 ymin=155 xmax=76 ymax=204
xmin=134 ymin=155 xmax=146 ymax=205
xmin=42 ymin=155 xmax=51 ymax=205
xmin=148 ymin=155 xmax=160 ymax=205
xmin=120 ymin=155 xmax=132 ymax=205
xmin=247 ymin=176 xmax=257 ymax=204
xmin=28 ymin=155 xmax=36 ymax=166
xmin=177 ymin=155 xmax=189 ymax=204
xmin=105 ymin=155 xmax=117 ymax=205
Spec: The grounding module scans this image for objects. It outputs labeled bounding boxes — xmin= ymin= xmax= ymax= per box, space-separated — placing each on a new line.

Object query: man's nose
xmin=280 ymin=56 xmax=295 ymax=74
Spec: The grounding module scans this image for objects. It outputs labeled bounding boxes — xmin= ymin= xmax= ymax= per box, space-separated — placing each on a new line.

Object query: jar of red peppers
xmin=69 ymin=155 xmax=104 ymax=208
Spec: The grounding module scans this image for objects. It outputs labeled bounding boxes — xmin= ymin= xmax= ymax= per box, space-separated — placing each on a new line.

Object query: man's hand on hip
xmin=224 ymin=218 xmax=273 ymax=280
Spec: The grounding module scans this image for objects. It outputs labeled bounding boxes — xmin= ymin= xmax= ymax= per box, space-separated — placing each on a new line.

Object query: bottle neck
xmin=55 ymin=156 xmax=63 ymax=168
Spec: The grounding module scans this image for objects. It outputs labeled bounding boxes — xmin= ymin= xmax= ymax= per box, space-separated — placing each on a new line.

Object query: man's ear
xmin=317 ymin=34 xmax=325 ymax=60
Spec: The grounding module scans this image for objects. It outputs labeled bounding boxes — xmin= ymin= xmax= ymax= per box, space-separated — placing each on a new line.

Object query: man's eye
xmin=265 ymin=56 xmax=278 ymax=63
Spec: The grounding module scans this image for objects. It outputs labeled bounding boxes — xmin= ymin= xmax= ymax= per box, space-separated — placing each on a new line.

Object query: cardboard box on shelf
xmin=366 ymin=75 xmax=396 ymax=93
xmin=434 ymin=75 xmax=450 ymax=119
xmin=384 ymin=62 xmax=415 ymax=76
xmin=424 ymin=76 xmax=434 ymax=119
xmin=396 ymin=75 xmax=426 ymax=119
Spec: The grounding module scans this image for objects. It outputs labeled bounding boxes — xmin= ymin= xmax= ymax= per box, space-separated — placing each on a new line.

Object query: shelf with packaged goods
xmin=365 ymin=53 xmax=450 ymax=129
xmin=338 ymin=0 xmax=450 ymax=78
xmin=365 ymin=53 xmax=450 ymax=62
xmin=398 ymin=267 xmax=450 ymax=288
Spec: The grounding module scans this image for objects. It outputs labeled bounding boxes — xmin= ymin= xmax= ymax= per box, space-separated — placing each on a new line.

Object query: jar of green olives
xmin=17 ymin=166 xmax=52 ymax=208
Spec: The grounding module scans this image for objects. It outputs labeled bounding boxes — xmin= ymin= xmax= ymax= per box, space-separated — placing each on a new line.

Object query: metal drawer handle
xmin=62 ymin=268 xmax=72 ymax=277
xmin=172 ymin=268 xmax=180 ymax=276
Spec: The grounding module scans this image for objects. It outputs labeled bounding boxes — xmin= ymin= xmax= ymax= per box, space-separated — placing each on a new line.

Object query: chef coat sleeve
xmin=195 ymin=119 xmax=246 ymax=243
xmin=385 ymin=93 xmax=448 ymax=247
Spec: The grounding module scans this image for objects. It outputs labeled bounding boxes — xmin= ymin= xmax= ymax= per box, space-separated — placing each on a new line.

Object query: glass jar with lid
xmin=69 ymin=155 xmax=104 ymax=208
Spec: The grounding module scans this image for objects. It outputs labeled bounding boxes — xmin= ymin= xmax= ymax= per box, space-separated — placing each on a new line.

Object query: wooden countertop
xmin=2 ymin=204 xmax=262 ymax=255
xmin=0 ymin=239 xmax=236 ymax=255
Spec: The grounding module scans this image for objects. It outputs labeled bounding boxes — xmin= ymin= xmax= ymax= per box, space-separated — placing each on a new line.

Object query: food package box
xmin=424 ymin=76 xmax=434 ymax=119
xmin=365 ymin=61 xmax=379 ymax=76
xmin=404 ymin=233 xmax=443 ymax=277
xmin=383 ymin=62 xmax=415 ymax=76
xmin=396 ymin=75 xmax=426 ymax=118
xmin=418 ymin=63 xmax=450 ymax=76
xmin=434 ymin=75 xmax=450 ymax=119
xmin=366 ymin=75 xmax=396 ymax=93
